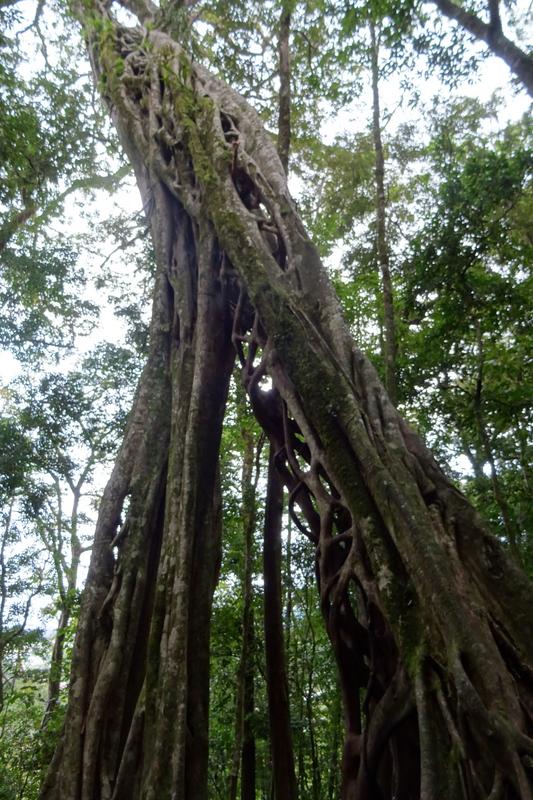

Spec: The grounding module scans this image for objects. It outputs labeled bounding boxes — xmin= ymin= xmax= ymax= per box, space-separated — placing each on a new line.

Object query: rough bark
xmin=263 ymin=448 xmax=298 ymax=800
xmin=429 ymin=0 xmax=533 ymax=96
xmin=42 ymin=3 xmax=533 ymax=799
xmin=241 ymin=623 xmax=256 ymax=800
xmin=369 ymin=20 xmax=397 ymax=406
xmin=0 ymin=498 xmax=14 ymax=712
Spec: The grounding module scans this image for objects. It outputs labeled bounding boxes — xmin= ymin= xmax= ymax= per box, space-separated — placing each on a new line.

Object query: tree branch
xmin=0 ymin=163 xmax=131 ymax=252
xmin=428 ymin=0 xmax=533 ymax=95
xmin=487 ymin=0 xmax=502 ymax=38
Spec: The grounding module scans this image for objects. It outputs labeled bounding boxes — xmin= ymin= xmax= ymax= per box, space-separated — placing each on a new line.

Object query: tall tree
xmin=369 ymin=18 xmax=398 ymax=405
xmin=262 ymin=9 xmax=298 ymax=794
xmin=40 ymin=3 xmax=533 ymax=800
xmin=263 ymin=449 xmax=298 ymax=800
xmin=402 ymin=103 xmax=533 ymax=565
xmin=228 ymin=420 xmax=260 ymax=800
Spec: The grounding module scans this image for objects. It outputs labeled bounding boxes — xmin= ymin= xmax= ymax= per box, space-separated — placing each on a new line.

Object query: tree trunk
xmin=39 ymin=43 xmax=235 ymax=797
xmin=241 ymin=633 xmax=256 ymax=800
xmin=45 ymin=606 xmax=70 ymax=719
xmin=304 ymin=621 xmax=320 ymax=800
xmin=277 ymin=1 xmax=292 ymax=175
xmin=326 ymin=685 xmax=341 ymax=800
xmin=44 ymin=484 xmax=83 ymax=722
xmin=370 ymin=20 xmax=397 ymax=406
xmin=0 ymin=498 xmax=14 ymax=712
xmin=229 ymin=429 xmax=260 ymax=800
xmin=263 ymin=448 xmax=298 ymax=800
xmin=42 ymin=4 xmax=533 ymax=799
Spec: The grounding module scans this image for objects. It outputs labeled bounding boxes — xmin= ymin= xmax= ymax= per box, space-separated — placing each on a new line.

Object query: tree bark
xmin=42 ymin=4 xmax=533 ymax=799
xmin=326 ymin=686 xmax=341 ymax=800
xmin=0 ymin=497 xmax=15 ymax=712
xmin=43 ymin=480 xmax=84 ymax=722
xmin=241 ymin=450 xmax=256 ymax=800
xmin=241 ymin=630 xmax=256 ymax=800
xmin=263 ymin=448 xmax=298 ymax=800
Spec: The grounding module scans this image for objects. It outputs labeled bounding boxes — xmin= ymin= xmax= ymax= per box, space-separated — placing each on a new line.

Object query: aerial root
xmin=363 ymin=666 xmax=413 ymax=774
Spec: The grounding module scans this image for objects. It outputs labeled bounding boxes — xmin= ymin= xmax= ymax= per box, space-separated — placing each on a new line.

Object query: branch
xmin=16 ymin=0 xmax=45 ymax=36
xmin=488 ymin=0 xmax=502 ymax=38
xmin=0 ymin=163 xmax=131 ymax=252
xmin=428 ymin=0 xmax=533 ymax=95
xmin=0 ymin=205 xmax=37 ymax=254
xmin=33 ymin=163 xmax=132 ymax=227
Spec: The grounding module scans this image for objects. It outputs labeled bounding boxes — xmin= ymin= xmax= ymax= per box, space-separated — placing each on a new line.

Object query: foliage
xmin=401 ymin=106 xmax=533 ymax=563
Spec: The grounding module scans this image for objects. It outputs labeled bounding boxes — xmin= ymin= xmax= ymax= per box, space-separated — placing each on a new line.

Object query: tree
xmin=20 ymin=346 xmax=138 ymax=723
xmin=226 ymin=408 xmax=261 ymax=800
xmin=402 ymin=103 xmax=533 ymax=567
xmin=369 ymin=17 xmax=398 ymax=404
xmin=39 ymin=2 xmax=533 ymax=799
xmin=0 ymin=416 xmax=51 ymax=799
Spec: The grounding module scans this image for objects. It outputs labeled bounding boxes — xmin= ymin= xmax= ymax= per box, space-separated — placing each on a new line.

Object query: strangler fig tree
xmin=40 ymin=1 xmax=533 ymax=798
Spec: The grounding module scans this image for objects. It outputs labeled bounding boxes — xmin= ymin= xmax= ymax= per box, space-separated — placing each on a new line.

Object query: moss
xmin=113 ymin=56 xmax=125 ymax=78
xmin=88 ymin=14 xmax=124 ymax=100
xmin=156 ymin=50 xmax=226 ymax=193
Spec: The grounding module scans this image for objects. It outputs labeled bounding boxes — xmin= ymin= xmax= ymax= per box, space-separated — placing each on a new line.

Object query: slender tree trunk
xmin=370 ymin=19 xmax=397 ymax=406
xmin=229 ymin=430 xmax=260 ymax=800
xmin=263 ymin=448 xmax=297 ymax=800
xmin=285 ymin=514 xmax=293 ymax=651
xmin=44 ymin=485 xmax=83 ymax=720
xmin=45 ymin=606 xmax=70 ymax=718
xmin=477 ymin=419 xmax=520 ymax=556
xmin=0 ymin=498 xmax=14 ymax=712
xmin=277 ymin=1 xmax=291 ymax=175
xmin=327 ymin=686 xmax=341 ymax=800
xmin=228 ymin=652 xmax=245 ymax=800
xmin=306 ymin=673 xmax=320 ymax=800
xmin=294 ymin=629 xmax=308 ymax=796
xmin=42 ymin=4 xmax=533 ymax=799
xmin=241 ymin=578 xmax=256 ymax=800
